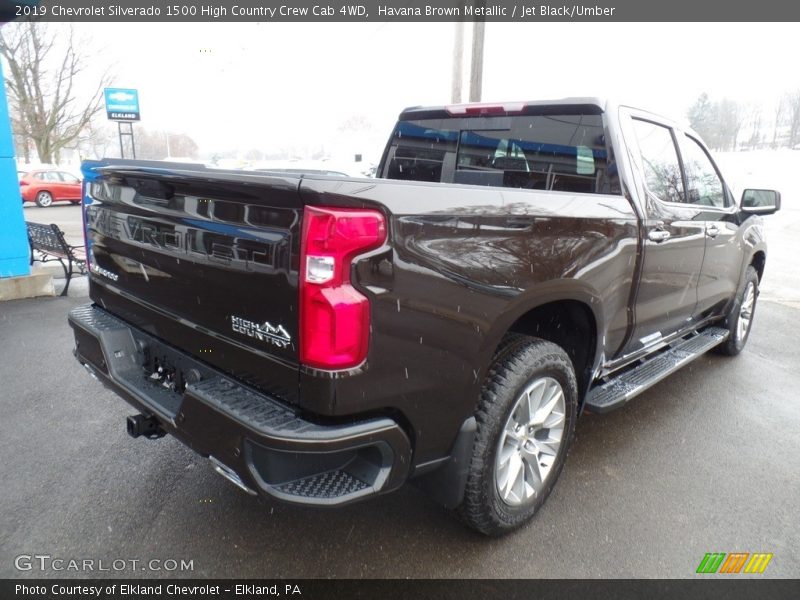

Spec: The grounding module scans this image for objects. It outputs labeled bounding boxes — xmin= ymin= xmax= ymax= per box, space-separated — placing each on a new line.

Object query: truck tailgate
xmin=83 ymin=162 xmax=303 ymax=402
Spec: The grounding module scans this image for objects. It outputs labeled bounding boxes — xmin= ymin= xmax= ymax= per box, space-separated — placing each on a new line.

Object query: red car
xmin=20 ymin=169 xmax=82 ymax=207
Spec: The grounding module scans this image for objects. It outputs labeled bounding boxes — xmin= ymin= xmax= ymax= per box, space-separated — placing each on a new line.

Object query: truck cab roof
xmin=399 ymin=97 xmax=608 ymax=120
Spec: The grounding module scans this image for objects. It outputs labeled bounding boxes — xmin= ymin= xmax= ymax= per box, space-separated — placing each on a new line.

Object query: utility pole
xmin=451 ymin=21 xmax=464 ymax=103
xmin=469 ymin=19 xmax=485 ymax=102
xmin=452 ymin=4 xmax=487 ymax=104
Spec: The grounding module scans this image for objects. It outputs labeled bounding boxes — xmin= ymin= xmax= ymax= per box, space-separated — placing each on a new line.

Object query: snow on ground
xmin=716 ymin=149 xmax=800 ymax=202
xmin=716 ymin=149 xmax=800 ymax=308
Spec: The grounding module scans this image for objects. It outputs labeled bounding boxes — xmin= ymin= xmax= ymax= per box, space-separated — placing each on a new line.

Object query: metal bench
xmin=26 ymin=221 xmax=87 ymax=296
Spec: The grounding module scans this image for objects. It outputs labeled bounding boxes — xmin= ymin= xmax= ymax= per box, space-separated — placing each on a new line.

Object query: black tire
xmin=458 ymin=336 xmax=578 ymax=535
xmin=715 ymin=266 xmax=759 ymax=356
xmin=35 ymin=191 xmax=53 ymax=207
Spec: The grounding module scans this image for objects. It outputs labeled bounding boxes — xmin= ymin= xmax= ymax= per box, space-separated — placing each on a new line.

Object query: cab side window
xmin=680 ymin=135 xmax=726 ymax=208
xmin=632 ymin=119 xmax=685 ymax=204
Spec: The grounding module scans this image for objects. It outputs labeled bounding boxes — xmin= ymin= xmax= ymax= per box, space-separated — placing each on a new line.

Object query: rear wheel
xmin=458 ymin=337 xmax=578 ymax=535
xmin=716 ymin=266 xmax=759 ymax=356
xmin=35 ymin=191 xmax=53 ymax=207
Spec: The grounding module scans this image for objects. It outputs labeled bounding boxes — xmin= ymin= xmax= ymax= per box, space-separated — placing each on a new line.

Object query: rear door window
xmin=383 ymin=112 xmax=619 ymax=194
xmin=385 ymin=120 xmax=456 ymax=183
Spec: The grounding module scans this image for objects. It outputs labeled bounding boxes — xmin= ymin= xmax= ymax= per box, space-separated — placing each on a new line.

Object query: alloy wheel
xmin=737 ymin=282 xmax=755 ymax=342
xmin=495 ymin=376 xmax=566 ymax=506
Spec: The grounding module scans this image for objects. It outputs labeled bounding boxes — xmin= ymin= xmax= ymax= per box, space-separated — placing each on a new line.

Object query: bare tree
xmin=133 ymin=128 xmax=199 ymax=160
xmin=165 ymin=132 xmax=199 ymax=158
xmin=717 ymin=99 xmax=742 ymax=151
xmin=10 ymin=113 xmax=33 ymax=162
xmin=786 ymin=90 xmax=800 ymax=148
xmin=688 ymin=93 xmax=743 ymax=151
xmin=79 ymin=121 xmax=118 ymax=160
xmin=0 ymin=21 xmax=111 ymax=164
xmin=688 ymin=93 xmax=716 ymax=146
xmin=245 ymin=148 xmax=264 ymax=161
xmin=771 ymin=97 xmax=786 ymax=149
xmin=745 ymin=104 xmax=763 ymax=150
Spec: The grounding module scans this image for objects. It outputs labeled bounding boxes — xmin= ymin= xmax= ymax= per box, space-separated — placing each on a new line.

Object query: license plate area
xmin=130 ymin=336 xmax=218 ymax=416
xmin=142 ymin=349 xmax=193 ymax=395
xmin=105 ymin=327 xmax=223 ymax=420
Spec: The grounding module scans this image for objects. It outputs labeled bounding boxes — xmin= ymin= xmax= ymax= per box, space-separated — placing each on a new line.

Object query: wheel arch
xmin=417 ymin=285 xmax=601 ymax=512
xmin=751 ymin=249 xmax=766 ymax=282
xmin=483 ymin=283 xmax=603 ymax=402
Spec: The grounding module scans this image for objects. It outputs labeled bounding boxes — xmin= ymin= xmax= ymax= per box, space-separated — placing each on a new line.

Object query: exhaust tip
xmin=210 ymin=456 xmax=257 ymax=495
xmin=83 ymin=363 xmax=98 ymax=381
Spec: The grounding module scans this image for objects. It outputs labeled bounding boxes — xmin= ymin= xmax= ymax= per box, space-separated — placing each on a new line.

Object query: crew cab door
xmin=620 ymin=112 xmax=706 ymax=354
xmin=676 ymin=132 xmax=742 ymax=316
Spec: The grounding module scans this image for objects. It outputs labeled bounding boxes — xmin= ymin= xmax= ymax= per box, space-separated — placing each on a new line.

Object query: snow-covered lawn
xmin=716 ymin=150 xmax=800 ymax=308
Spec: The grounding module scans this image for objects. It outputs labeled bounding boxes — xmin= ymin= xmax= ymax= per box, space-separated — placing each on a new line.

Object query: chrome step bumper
xmin=68 ymin=303 xmax=411 ymax=506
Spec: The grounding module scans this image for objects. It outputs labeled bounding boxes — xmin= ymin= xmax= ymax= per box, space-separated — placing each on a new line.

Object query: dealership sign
xmin=104 ymin=88 xmax=140 ymax=121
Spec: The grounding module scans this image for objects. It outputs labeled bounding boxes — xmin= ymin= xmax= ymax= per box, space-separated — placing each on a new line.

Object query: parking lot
xmin=1 ymin=201 xmax=799 ymax=578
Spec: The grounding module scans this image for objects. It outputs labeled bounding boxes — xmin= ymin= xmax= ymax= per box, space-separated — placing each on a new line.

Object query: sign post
xmin=104 ymin=88 xmax=140 ymax=158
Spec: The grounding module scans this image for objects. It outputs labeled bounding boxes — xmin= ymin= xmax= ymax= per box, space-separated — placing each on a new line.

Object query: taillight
xmin=446 ymin=102 xmax=526 ymax=116
xmin=19 ymin=180 xmax=28 ymax=186
xmin=299 ymin=206 xmax=386 ymax=369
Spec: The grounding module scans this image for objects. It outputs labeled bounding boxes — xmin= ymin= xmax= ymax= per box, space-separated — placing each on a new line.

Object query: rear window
xmin=383 ymin=113 xmax=619 ymax=194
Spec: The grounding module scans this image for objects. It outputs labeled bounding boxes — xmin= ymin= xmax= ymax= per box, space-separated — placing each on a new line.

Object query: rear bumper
xmin=67 ymin=304 xmax=411 ymax=506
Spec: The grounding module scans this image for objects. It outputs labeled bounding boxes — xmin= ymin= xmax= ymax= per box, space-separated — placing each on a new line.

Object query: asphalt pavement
xmin=0 ymin=292 xmax=798 ymax=578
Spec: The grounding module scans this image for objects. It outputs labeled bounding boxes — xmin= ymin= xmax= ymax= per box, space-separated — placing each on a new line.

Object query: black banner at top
xmin=4 ymin=0 xmax=800 ymax=22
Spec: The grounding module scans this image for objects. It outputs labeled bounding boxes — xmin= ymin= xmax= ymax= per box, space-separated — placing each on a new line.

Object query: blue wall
xmin=0 ymin=60 xmax=29 ymax=278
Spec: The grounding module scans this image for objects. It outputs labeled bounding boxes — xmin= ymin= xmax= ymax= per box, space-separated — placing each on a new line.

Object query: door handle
xmin=706 ymin=224 xmax=720 ymax=238
xmin=647 ymin=229 xmax=671 ymax=243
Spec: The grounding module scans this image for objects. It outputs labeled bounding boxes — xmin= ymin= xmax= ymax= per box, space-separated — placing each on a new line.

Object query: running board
xmin=585 ymin=327 xmax=729 ymax=413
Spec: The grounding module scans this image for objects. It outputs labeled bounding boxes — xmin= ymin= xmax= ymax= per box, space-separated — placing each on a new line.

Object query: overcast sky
xmin=60 ymin=22 xmax=800 ymax=160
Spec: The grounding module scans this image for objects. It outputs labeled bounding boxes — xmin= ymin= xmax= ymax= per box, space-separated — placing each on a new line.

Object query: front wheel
xmin=35 ymin=191 xmax=53 ymax=207
xmin=716 ymin=265 xmax=759 ymax=356
xmin=458 ymin=337 xmax=578 ymax=535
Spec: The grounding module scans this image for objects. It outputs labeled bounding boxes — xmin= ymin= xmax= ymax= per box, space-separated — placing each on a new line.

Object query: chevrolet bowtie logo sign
xmin=696 ymin=552 xmax=773 ymax=574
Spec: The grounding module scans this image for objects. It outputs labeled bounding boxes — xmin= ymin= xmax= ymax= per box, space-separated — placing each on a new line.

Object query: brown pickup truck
xmin=69 ymin=98 xmax=780 ymax=534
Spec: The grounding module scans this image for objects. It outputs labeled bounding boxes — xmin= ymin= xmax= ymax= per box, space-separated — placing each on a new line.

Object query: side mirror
xmin=741 ymin=189 xmax=781 ymax=215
